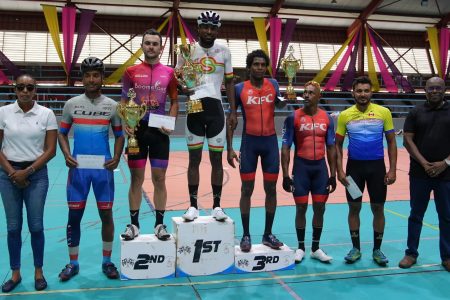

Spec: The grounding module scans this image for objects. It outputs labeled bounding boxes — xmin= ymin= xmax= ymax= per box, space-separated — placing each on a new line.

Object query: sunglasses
xmin=15 ymin=84 xmax=36 ymax=92
xmin=426 ymin=86 xmax=445 ymax=93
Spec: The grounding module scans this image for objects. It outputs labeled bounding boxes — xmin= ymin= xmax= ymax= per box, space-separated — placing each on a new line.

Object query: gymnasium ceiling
xmin=1 ymin=0 xmax=450 ymax=32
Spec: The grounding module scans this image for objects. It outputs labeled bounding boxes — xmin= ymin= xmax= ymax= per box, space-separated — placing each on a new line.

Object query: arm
xmin=326 ymin=144 xmax=337 ymax=193
xmin=160 ymin=73 xmax=180 ymax=135
xmin=384 ymin=131 xmax=397 ymax=184
xmin=0 ymin=130 xmax=17 ymax=177
xmin=58 ymin=132 xmax=77 ymax=168
xmin=225 ymin=78 xmax=237 ymax=130
xmin=335 ymin=134 xmax=349 ymax=186
xmin=226 ymin=118 xmax=238 ymax=168
xmin=104 ymin=135 xmax=125 ymax=170
xmin=281 ymin=115 xmax=294 ymax=192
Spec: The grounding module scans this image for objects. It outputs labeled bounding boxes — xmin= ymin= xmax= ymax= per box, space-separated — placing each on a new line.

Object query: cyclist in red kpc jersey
xmin=227 ymin=49 xmax=287 ymax=252
xmin=281 ymin=81 xmax=337 ymax=264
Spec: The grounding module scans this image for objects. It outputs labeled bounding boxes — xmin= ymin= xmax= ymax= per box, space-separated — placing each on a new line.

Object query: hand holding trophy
xmin=175 ymin=43 xmax=204 ymax=114
xmin=117 ymin=88 xmax=147 ymax=155
xmin=280 ymin=45 xmax=301 ymax=101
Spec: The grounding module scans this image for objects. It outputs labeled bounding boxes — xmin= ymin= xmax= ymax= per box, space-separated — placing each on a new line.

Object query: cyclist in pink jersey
xmin=281 ymin=81 xmax=337 ymax=264
xmin=120 ymin=29 xmax=179 ymax=241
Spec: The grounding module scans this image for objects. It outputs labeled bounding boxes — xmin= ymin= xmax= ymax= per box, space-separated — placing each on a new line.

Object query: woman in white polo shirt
xmin=0 ymin=74 xmax=57 ymax=292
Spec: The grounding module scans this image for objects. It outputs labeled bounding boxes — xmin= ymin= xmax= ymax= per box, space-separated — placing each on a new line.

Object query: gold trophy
xmin=280 ymin=45 xmax=301 ymax=101
xmin=117 ymin=88 xmax=147 ymax=155
xmin=175 ymin=43 xmax=203 ymax=114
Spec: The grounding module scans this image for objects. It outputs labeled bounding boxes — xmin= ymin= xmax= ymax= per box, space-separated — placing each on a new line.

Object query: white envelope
xmin=192 ymin=82 xmax=215 ymax=99
xmin=345 ymin=175 xmax=363 ymax=200
xmin=148 ymin=113 xmax=176 ymax=130
xmin=76 ymin=155 xmax=105 ymax=169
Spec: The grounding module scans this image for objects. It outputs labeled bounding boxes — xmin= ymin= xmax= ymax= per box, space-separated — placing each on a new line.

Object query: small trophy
xmin=117 ymin=88 xmax=147 ymax=155
xmin=175 ymin=43 xmax=203 ymax=114
xmin=280 ymin=45 xmax=301 ymax=101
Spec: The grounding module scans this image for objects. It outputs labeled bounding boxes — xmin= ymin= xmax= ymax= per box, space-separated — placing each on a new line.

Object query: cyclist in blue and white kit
xmin=58 ymin=57 xmax=125 ymax=281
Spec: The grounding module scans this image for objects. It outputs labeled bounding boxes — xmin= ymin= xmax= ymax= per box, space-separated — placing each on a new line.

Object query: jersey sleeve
xmin=383 ymin=108 xmax=395 ymax=134
xmin=223 ymin=46 xmax=234 ymax=80
xmin=121 ymin=68 xmax=132 ymax=99
xmin=326 ymin=113 xmax=336 ymax=146
xmin=0 ymin=108 xmax=5 ymax=130
xmin=110 ymin=102 xmax=124 ymax=138
xmin=167 ymin=70 xmax=179 ymax=100
xmin=403 ymin=107 xmax=417 ymax=133
xmin=335 ymin=111 xmax=347 ymax=138
xmin=235 ymin=82 xmax=243 ymax=109
xmin=46 ymin=110 xmax=58 ymax=131
xmin=59 ymin=101 xmax=73 ymax=135
xmin=281 ymin=114 xmax=295 ymax=148
xmin=268 ymin=78 xmax=282 ymax=104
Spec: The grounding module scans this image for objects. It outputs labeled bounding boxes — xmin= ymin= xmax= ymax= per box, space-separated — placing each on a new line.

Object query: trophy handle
xmin=117 ymin=104 xmax=125 ymax=120
xmin=138 ymin=104 xmax=147 ymax=119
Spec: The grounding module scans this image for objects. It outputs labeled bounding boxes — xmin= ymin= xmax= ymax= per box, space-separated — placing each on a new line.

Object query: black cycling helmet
xmin=80 ymin=57 xmax=104 ymax=75
xmin=197 ymin=10 xmax=221 ymax=28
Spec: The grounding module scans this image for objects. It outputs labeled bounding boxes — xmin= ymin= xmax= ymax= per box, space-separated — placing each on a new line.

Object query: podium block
xmin=172 ymin=216 xmax=235 ymax=276
xmin=120 ymin=234 xmax=176 ymax=280
xmin=234 ymin=244 xmax=295 ymax=273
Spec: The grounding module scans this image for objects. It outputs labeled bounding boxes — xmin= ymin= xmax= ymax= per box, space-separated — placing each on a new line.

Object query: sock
xmin=212 ymin=184 xmax=222 ymax=208
xmin=130 ymin=210 xmax=140 ymax=228
xmin=241 ymin=213 xmax=250 ymax=236
xmin=69 ymin=246 xmax=79 ymax=266
xmin=188 ymin=185 xmax=199 ymax=209
xmin=264 ymin=212 xmax=275 ymax=236
xmin=102 ymin=241 xmax=113 ymax=264
xmin=374 ymin=231 xmax=384 ymax=250
xmin=296 ymin=227 xmax=306 ymax=250
xmin=155 ymin=210 xmax=165 ymax=227
xmin=311 ymin=226 xmax=323 ymax=252
xmin=350 ymin=230 xmax=360 ymax=250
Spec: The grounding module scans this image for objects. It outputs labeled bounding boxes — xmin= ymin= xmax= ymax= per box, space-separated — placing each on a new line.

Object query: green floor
xmin=0 ymin=137 xmax=448 ymax=299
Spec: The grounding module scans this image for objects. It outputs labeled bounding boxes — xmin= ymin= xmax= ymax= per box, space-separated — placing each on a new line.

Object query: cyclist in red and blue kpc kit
xmin=227 ymin=49 xmax=287 ymax=252
xmin=281 ymin=80 xmax=337 ymax=264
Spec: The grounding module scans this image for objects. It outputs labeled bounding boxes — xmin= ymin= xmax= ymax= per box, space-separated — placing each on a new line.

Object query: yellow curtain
xmin=313 ymin=28 xmax=358 ymax=84
xmin=253 ymin=18 xmax=271 ymax=75
xmin=365 ymin=28 xmax=380 ymax=92
xmin=427 ymin=27 xmax=442 ymax=78
xmin=177 ymin=15 xmax=187 ymax=46
xmin=104 ymin=16 xmax=171 ymax=84
xmin=42 ymin=5 xmax=67 ymax=74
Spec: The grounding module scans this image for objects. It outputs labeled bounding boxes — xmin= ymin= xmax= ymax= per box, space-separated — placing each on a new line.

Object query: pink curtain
xmin=269 ymin=17 xmax=281 ymax=77
xmin=62 ymin=6 xmax=77 ymax=74
xmin=440 ymin=27 xmax=449 ymax=79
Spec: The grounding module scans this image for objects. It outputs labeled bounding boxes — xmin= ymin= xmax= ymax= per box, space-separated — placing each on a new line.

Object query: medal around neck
xmin=117 ymin=88 xmax=147 ymax=155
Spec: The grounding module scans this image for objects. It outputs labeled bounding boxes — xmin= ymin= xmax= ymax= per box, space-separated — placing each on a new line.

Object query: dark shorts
xmin=239 ymin=134 xmax=279 ymax=182
xmin=292 ymin=157 xmax=329 ymax=204
xmin=127 ymin=120 xmax=169 ymax=169
xmin=346 ymin=159 xmax=386 ymax=203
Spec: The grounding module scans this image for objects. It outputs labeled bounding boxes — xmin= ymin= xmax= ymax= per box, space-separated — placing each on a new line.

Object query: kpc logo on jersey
xmin=246 ymin=94 xmax=274 ymax=105
xmin=298 ymin=123 xmax=327 ymax=132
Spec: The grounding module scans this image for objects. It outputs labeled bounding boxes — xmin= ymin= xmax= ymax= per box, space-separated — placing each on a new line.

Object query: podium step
xmin=234 ymin=244 xmax=295 ymax=273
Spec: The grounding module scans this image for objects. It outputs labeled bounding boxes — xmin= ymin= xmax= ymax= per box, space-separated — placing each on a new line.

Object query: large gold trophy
xmin=280 ymin=45 xmax=302 ymax=101
xmin=117 ymin=88 xmax=147 ymax=155
xmin=175 ymin=43 xmax=203 ymax=114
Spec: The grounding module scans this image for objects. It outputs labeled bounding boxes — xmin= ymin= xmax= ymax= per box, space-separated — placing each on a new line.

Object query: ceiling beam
xmin=269 ymin=0 xmax=285 ymax=17
xmin=347 ymin=0 xmax=383 ymax=36
xmin=172 ymin=0 xmax=181 ymax=11
xmin=436 ymin=12 xmax=450 ymax=28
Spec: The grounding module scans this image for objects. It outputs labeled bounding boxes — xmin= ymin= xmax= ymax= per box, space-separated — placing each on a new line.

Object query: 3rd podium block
xmin=234 ymin=244 xmax=295 ymax=273
xmin=120 ymin=234 xmax=176 ymax=280
xmin=172 ymin=216 xmax=235 ymax=276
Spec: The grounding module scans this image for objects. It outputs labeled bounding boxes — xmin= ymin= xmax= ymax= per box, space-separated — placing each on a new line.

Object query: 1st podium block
xmin=120 ymin=234 xmax=176 ymax=280
xmin=173 ymin=216 xmax=235 ymax=276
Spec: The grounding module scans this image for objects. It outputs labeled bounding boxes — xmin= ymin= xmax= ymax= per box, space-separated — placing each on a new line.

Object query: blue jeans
xmin=0 ymin=166 xmax=49 ymax=270
xmin=406 ymin=176 xmax=450 ymax=261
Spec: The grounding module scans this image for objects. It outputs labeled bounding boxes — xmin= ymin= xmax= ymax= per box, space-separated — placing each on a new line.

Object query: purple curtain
xmin=269 ymin=17 xmax=281 ymax=77
xmin=440 ymin=27 xmax=449 ymax=80
xmin=276 ymin=19 xmax=298 ymax=75
xmin=0 ymin=69 xmax=11 ymax=84
xmin=71 ymin=9 xmax=96 ymax=71
xmin=0 ymin=50 xmax=22 ymax=78
xmin=341 ymin=33 xmax=360 ymax=91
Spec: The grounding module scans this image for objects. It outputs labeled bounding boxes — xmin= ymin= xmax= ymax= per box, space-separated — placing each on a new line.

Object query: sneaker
xmin=121 ymin=224 xmax=139 ymax=241
xmin=310 ymin=249 xmax=333 ymax=263
xmin=240 ymin=235 xmax=252 ymax=252
xmin=211 ymin=207 xmax=228 ymax=221
xmin=154 ymin=224 xmax=170 ymax=241
xmin=262 ymin=234 xmax=283 ymax=249
xmin=59 ymin=263 xmax=79 ymax=282
xmin=182 ymin=207 xmax=199 ymax=221
xmin=344 ymin=247 xmax=361 ymax=264
xmin=102 ymin=262 xmax=119 ymax=279
xmin=372 ymin=249 xmax=389 ymax=266
xmin=295 ymin=249 xmax=305 ymax=264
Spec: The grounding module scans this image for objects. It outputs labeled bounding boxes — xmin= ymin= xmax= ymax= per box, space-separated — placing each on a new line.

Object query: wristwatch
xmin=445 ymin=158 xmax=450 ymax=167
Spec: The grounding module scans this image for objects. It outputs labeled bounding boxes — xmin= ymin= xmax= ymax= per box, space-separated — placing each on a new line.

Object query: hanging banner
xmin=42 ymin=5 xmax=67 ymax=73
xmin=0 ymin=69 xmax=11 ymax=85
xmin=365 ymin=28 xmax=380 ymax=92
xmin=440 ymin=27 xmax=449 ymax=79
xmin=341 ymin=33 xmax=360 ymax=91
xmin=178 ymin=14 xmax=187 ymax=46
xmin=253 ymin=18 xmax=270 ymax=59
xmin=313 ymin=27 xmax=358 ymax=84
xmin=104 ymin=16 xmax=171 ymax=84
xmin=269 ymin=17 xmax=281 ymax=77
xmin=427 ymin=27 xmax=442 ymax=78
xmin=71 ymin=9 xmax=96 ymax=71
xmin=62 ymin=6 xmax=76 ymax=75
xmin=324 ymin=30 xmax=359 ymax=91
xmin=276 ymin=19 xmax=298 ymax=75
xmin=179 ymin=14 xmax=196 ymax=43
xmin=0 ymin=50 xmax=22 ymax=79
xmin=367 ymin=30 xmax=397 ymax=93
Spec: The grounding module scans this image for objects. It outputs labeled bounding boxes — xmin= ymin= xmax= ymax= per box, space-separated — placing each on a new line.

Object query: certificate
xmin=192 ymin=82 xmax=215 ymax=99
xmin=345 ymin=175 xmax=363 ymax=200
xmin=76 ymin=155 xmax=105 ymax=169
xmin=148 ymin=113 xmax=176 ymax=130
